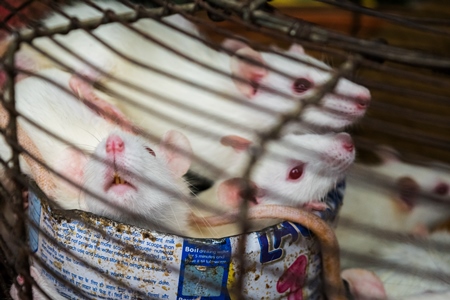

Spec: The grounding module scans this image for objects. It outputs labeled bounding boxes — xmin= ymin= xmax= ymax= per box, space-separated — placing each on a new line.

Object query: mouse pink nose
xmin=355 ymin=92 xmax=371 ymax=110
xmin=343 ymin=141 xmax=354 ymax=153
xmin=106 ymin=135 xmax=124 ymax=153
xmin=336 ymin=133 xmax=354 ymax=152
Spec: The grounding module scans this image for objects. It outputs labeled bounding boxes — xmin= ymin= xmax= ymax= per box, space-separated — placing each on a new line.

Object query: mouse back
xmin=14 ymin=68 xmax=118 ymax=209
xmin=15 ymin=69 xmax=117 ymax=157
xmin=370 ymin=231 xmax=450 ymax=298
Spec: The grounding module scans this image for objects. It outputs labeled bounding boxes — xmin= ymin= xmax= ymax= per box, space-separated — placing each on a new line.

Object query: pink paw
xmin=17 ymin=274 xmax=25 ymax=285
xmin=10 ymin=266 xmax=54 ymax=300
xmin=302 ymin=201 xmax=328 ymax=211
xmin=10 ymin=274 xmax=26 ymax=300
xmin=341 ymin=268 xmax=387 ymax=300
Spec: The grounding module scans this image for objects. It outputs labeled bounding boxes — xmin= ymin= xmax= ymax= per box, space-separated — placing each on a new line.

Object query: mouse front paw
xmin=302 ymin=201 xmax=328 ymax=211
xmin=9 ymin=266 xmax=56 ymax=300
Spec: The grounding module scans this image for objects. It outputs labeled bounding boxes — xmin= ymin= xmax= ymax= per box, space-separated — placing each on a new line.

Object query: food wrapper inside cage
xmin=27 ymin=181 xmax=345 ymax=299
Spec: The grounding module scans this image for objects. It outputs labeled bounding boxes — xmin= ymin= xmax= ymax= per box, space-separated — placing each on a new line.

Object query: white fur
xmin=255 ymin=50 xmax=371 ymax=131
xmin=336 ymin=153 xmax=450 ymax=269
xmin=399 ymin=291 xmax=450 ymax=300
xmin=371 ymin=232 xmax=450 ymax=299
xmin=11 ymin=68 xmax=117 ymax=209
xmin=193 ymin=132 xmax=355 ymax=237
xmin=83 ymin=130 xmax=192 ymax=234
xmin=3 ymin=69 xmax=193 ymax=235
xmin=90 ymin=17 xmax=368 ymax=178
xmin=17 ymin=4 xmax=370 ymax=180
xmin=249 ymin=132 xmax=355 ymax=206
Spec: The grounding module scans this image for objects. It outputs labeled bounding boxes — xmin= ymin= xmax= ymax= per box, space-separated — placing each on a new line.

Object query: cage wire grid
xmin=0 ymin=0 xmax=450 ymax=299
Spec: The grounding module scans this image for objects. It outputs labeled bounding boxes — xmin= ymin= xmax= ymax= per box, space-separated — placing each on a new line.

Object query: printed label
xmin=178 ymin=239 xmax=231 ymax=299
xmin=27 ymin=181 xmax=344 ymax=299
xmin=258 ymin=221 xmax=312 ymax=264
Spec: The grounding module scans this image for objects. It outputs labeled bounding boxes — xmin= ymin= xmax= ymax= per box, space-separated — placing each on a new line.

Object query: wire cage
xmin=0 ymin=0 xmax=450 ymax=299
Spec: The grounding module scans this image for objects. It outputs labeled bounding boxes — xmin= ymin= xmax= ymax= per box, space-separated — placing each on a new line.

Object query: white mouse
xmin=4 ymin=68 xmax=118 ymax=209
xmin=15 ymin=4 xmax=370 ymax=180
xmin=336 ymin=146 xmax=450 ymax=269
xmin=342 ymin=231 xmax=450 ymax=300
xmin=94 ymin=16 xmax=368 ymax=179
xmin=82 ymin=129 xmax=194 ymax=234
xmin=18 ymin=4 xmax=370 ymax=132
xmin=2 ymin=68 xmax=195 ymax=235
xmin=192 ymin=132 xmax=355 ymax=237
xmin=220 ymin=39 xmax=371 ymax=132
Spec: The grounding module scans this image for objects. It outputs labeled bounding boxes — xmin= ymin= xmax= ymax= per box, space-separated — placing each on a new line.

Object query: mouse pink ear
xmin=230 ymin=47 xmax=268 ymax=98
xmin=159 ymin=130 xmax=192 ymax=178
xmin=221 ymin=38 xmax=248 ymax=53
xmin=373 ymin=145 xmax=400 ymax=164
xmin=341 ymin=268 xmax=387 ymax=300
xmin=288 ymin=44 xmax=305 ymax=55
xmin=394 ymin=176 xmax=419 ymax=212
xmin=69 ymin=75 xmax=134 ymax=131
xmin=220 ymin=135 xmax=252 ymax=153
xmin=217 ymin=178 xmax=257 ymax=208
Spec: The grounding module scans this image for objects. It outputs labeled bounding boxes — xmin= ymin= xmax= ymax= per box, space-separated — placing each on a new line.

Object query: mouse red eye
xmin=288 ymin=164 xmax=304 ymax=181
xmin=293 ymin=78 xmax=313 ymax=94
xmin=145 ymin=147 xmax=156 ymax=157
xmin=434 ymin=183 xmax=449 ymax=196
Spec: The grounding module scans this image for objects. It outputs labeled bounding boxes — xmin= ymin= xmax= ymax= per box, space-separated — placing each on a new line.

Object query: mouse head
xmin=373 ymin=146 xmax=450 ymax=232
xmin=219 ymin=132 xmax=355 ymax=207
xmin=83 ymin=129 xmax=192 ymax=231
xmin=224 ymin=39 xmax=371 ymax=131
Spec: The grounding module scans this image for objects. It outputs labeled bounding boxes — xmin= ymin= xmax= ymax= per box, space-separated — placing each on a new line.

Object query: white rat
xmin=336 ymin=146 xmax=450 ymax=269
xmin=5 ymin=68 xmax=117 ymax=209
xmin=1 ymin=68 xmax=195 ymax=235
xmin=5 ymin=68 xmax=194 ymax=300
xmin=90 ymin=17 xmax=368 ymax=179
xmin=341 ymin=231 xmax=450 ymax=300
xmin=15 ymin=3 xmax=370 ymax=179
xmin=191 ymin=132 xmax=355 ymax=237
xmin=220 ymin=38 xmax=371 ymax=132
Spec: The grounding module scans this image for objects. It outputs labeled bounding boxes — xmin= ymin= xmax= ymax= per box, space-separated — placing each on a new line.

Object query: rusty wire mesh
xmin=0 ymin=0 xmax=450 ymax=299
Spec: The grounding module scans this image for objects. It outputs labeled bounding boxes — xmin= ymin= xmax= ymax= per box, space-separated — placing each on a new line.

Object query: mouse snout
xmin=336 ymin=133 xmax=354 ymax=153
xmin=355 ymin=90 xmax=371 ymax=110
xmin=106 ymin=135 xmax=125 ymax=154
